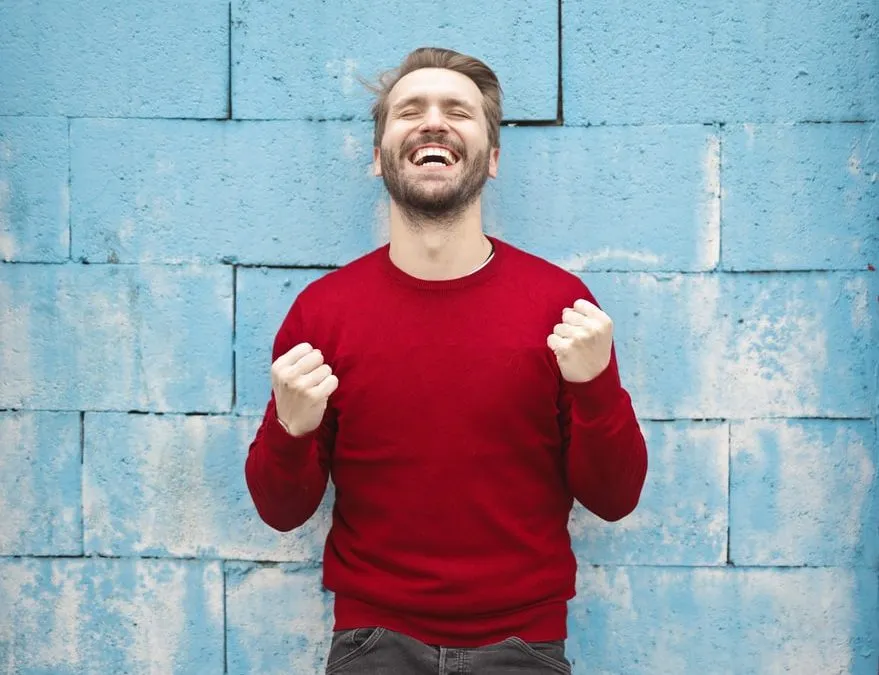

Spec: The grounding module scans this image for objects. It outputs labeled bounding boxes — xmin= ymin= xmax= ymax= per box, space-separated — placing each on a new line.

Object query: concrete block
xmin=232 ymin=0 xmax=556 ymax=120
xmin=226 ymin=563 xmax=333 ymax=675
xmin=0 ymin=411 xmax=81 ymax=555
xmin=70 ymin=119 xmax=381 ymax=265
xmin=568 ymin=566 xmax=878 ymax=674
xmin=0 ymin=118 xmax=69 ymax=261
xmin=0 ymin=264 xmax=232 ymax=411
xmin=0 ymin=0 xmax=228 ymax=117
xmin=723 ymin=123 xmax=878 ymax=270
xmin=0 ymin=558 xmax=223 ymax=674
xmin=570 ymin=421 xmax=728 ymax=565
xmin=730 ymin=419 xmax=877 ymax=566
xmin=84 ymin=413 xmax=332 ymax=561
xmin=579 ymin=272 xmax=876 ymax=418
xmin=563 ymin=0 xmax=878 ymax=124
xmin=486 ymin=126 xmax=720 ymax=271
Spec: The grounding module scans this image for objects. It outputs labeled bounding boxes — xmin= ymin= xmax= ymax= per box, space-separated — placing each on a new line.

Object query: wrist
xmin=275 ymin=412 xmax=298 ymax=437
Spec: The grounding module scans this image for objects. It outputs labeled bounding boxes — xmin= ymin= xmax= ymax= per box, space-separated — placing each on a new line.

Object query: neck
xmin=386 ymin=198 xmax=491 ymax=281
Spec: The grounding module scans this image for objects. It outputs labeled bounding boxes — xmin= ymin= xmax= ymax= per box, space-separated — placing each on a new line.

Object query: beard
xmin=380 ymin=135 xmax=491 ymax=227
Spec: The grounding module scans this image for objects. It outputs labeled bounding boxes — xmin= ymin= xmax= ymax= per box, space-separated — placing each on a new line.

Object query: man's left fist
xmin=546 ymin=298 xmax=614 ymax=383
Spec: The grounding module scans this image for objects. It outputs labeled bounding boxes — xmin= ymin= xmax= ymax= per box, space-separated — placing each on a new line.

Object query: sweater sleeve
xmin=561 ymin=346 xmax=648 ymax=521
xmin=244 ymin=302 xmax=335 ymax=532
xmin=558 ymin=279 xmax=648 ymax=521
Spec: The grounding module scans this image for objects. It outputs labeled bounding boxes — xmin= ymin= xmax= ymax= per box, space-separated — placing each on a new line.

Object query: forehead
xmin=387 ymin=68 xmax=483 ymax=108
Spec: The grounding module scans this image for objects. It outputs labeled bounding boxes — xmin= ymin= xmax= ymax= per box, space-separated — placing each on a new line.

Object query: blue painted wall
xmin=0 ymin=0 xmax=877 ymax=673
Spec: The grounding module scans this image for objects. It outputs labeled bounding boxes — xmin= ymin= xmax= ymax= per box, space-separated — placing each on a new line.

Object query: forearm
xmin=564 ymin=364 xmax=648 ymax=522
xmin=245 ymin=396 xmax=330 ymax=532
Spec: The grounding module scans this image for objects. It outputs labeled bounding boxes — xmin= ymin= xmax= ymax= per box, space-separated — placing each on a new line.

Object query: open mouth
xmin=408 ymin=145 xmax=461 ymax=168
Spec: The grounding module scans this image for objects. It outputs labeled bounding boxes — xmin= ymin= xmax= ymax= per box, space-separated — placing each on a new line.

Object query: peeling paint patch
xmin=84 ymin=413 xmax=332 ymax=561
xmin=569 ymin=567 xmax=876 ymax=674
xmin=0 ymin=559 xmax=223 ymax=673
xmin=0 ymin=412 xmax=81 ymax=555
xmin=226 ymin=565 xmax=333 ymax=675
xmin=731 ymin=419 xmax=876 ymax=565
xmin=700 ymin=134 xmax=721 ymax=269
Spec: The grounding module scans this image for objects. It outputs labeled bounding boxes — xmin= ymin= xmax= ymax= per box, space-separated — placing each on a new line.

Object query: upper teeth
xmin=412 ymin=147 xmax=456 ymax=165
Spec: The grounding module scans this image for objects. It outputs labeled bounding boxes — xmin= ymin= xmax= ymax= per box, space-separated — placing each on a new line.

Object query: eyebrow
xmin=390 ymin=96 xmax=478 ymax=114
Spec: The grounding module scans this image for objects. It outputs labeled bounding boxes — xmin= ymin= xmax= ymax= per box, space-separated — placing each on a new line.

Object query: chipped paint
xmin=0 ymin=278 xmax=35 ymax=404
xmin=0 ymin=414 xmax=34 ymax=552
xmin=731 ymin=420 xmax=875 ymax=565
xmin=700 ymin=134 xmax=721 ymax=269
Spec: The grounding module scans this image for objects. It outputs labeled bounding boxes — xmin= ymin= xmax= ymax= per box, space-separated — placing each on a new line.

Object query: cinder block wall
xmin=1 ymin=1 xmax=876 ymax=673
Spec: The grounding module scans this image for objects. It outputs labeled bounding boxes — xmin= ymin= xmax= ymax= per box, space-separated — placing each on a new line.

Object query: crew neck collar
xmin=380 ymin=235 xmax=504 ymax=291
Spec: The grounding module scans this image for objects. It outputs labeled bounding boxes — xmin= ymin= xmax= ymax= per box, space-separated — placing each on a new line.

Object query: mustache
xmin=400 ymin=134 xmax=465 ymax=160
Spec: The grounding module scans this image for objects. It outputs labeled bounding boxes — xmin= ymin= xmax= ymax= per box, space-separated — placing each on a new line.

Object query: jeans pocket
xmin=506 ymin=637 xmax=571 ymax=674
xmin=326 ymin=627 xmax=386 ymax=674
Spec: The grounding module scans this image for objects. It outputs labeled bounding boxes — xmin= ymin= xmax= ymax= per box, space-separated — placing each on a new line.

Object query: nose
xmin=419 ymin=105 xmax=449 ymax=132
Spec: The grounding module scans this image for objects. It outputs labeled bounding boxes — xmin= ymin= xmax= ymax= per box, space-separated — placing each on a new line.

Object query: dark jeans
xmin=325 ymin=627 xmax=572 ymax=674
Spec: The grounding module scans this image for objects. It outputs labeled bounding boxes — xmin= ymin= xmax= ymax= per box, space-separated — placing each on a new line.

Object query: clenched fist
xmin=271 ymin=342 xmax=339 ymax=437
xmin=546 ymin=298 xmax=614 ymax=383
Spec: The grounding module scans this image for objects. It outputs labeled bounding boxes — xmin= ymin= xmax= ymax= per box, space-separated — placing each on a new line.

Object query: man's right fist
xmin=271 ymin=342 xmax=339 ymax=437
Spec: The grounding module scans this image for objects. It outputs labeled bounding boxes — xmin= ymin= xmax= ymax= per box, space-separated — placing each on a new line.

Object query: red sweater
xmin=245 ymin=236 xmax=647 ymax=646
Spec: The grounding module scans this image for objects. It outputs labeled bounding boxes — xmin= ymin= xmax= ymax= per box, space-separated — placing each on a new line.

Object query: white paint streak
xmin=104 ymin=562 xmax=186 ymax=674
xmin=732 ymin=292 xmax=827 ymax=414
xmin=557 ymin=248 xmax=662 ymax=271
xmin=342 ymin=132 xmax=362 ymax=160
xmin=136 ymin=417 xmax=212 ymax=556
xmin=154 ymin=152 xmax=176 ymax=175
xmin=569 ymin=422 xmax=728 ymax=562
xmin=0 ymin=415 xmax=32 ymax=552
xmin=741 ymin=570 xmax=855 ymax=673
xmin=0 ymin=233 xmax=14 ymax=261
xmin=228 ymin=568 xmax=331 ymax=674
xmin=582 ymin=566 xmax=635 ymax=615
xmin=325 ymin=58 xmax=359 ymax=95
xmin=59 ymin=182 xmax=70 ymax=253
xmin=843 ymin=277 xmax=870 ymax=331
xmin=373 ymin=197 xmax=390 ymax=246
xmin=734 ymin=421 xmax=874 ymax=563
xmin=0 ymin=563 xmax=39 ymax=675
xmin=0 ymin=279 xmax=34 ymax=404
xmin=700 ymin=134 xmax=721 ymax=269
xmin=72 ymin=289 xmax=136 ymax=407
xmin=685 ymin=277 xmax=830 ymax=416
xmin=48 ymin=565 xmax=84 ymax=667
xmin=0 ymin=562 xmax=87 ymax=670
xmin=743 ymin=123 xmax=757 ymax=148
xmin=0 ymin=137 xmax=12 ymax=161
xmin=0 ymin=180 xmax=13 ymax=259
xmin=119 ymin=217 xmax=136 ymax=250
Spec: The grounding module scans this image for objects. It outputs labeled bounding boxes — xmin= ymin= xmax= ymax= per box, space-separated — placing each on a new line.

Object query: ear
xmin=487 ymin=147 xmax=500 ymax=179
xmin=373 ymin=147 xmax=382 ymax=177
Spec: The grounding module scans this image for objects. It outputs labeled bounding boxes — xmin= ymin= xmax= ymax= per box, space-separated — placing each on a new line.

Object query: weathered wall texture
xmin=0 ymin=0 xmax=877 ymax=673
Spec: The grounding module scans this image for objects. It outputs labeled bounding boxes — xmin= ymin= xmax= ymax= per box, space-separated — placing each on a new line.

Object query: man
xmin=245 ymin=47 xmax=648 ymax=674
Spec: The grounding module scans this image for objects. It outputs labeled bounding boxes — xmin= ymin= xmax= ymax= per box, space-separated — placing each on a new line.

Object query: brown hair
xmin=366 ymin=47 xmax=503 ymax=148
